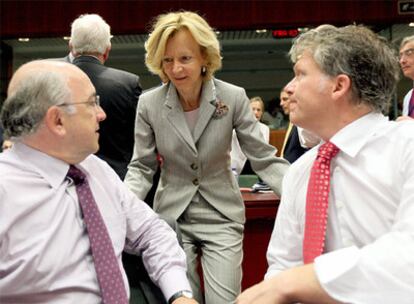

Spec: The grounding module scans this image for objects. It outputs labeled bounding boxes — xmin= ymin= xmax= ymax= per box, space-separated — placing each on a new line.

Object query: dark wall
xmin=1 ymin=0 xmax=412 ymax=38
xmin=0 ymin=42 xmax=12 ymax=103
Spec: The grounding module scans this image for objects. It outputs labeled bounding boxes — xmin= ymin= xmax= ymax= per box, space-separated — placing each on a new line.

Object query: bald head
xmin=1 ymin=60 xmax=93 ymax=139
xmin=8 ymin=60 xmax=90 ymax=95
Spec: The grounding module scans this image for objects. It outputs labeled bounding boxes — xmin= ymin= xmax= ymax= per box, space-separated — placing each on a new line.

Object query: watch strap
xmin=168 ymin=290 xmax=193 ymax=304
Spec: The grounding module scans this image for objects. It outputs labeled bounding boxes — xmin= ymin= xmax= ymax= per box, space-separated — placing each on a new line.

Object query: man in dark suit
xmin=70 ymin=13 xmax=141 ymax=180
xmin=279 ymin=87 xmax=318 ymax=163
xmin=52 ymin=53 xmax=73 ymax=63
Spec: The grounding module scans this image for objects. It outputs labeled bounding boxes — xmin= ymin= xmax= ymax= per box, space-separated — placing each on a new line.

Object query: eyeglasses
xmin=399 ymin=48 xmax=414 ymax=59
xmin=58 ymin=95 xmax=100 ymax=108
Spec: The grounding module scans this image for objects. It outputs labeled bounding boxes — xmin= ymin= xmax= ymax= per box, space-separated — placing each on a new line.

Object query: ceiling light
xmin=256 ymin=29 xmax=267 ymax=34
xmin=18 ymin=38 xmax=30 ymax=42
xmin=63 ymin=36 xmax=71 ymax=40
xmin=409 ymin=22 xmax=414 ymax=27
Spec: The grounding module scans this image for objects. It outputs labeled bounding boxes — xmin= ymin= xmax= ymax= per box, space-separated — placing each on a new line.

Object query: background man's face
xmin=400 ymin=41 xmax=414 ymax=80
xmin=280 ymin=91 xmax=290 ymax=115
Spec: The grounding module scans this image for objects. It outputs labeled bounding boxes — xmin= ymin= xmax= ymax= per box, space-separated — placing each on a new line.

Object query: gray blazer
xmin=125 ymin=79 xmax=289 ymax=224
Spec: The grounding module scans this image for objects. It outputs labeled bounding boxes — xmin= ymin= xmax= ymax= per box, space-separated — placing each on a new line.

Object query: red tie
xmin=408 ymin=90 xmax=414 ymax=118
xmin=303 ymin=142 xmax=339 ymax=264
xmin=67 ymin=165 xmax=128 ymax=304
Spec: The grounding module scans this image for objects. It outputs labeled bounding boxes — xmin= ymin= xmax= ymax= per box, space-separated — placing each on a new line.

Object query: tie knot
xmin=317 ymin=141 xmax=339 ymax=160
xmin=67 ymin=165 xmax=86 ymax=185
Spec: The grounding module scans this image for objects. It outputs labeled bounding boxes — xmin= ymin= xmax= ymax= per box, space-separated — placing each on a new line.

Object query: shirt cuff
xmin=314 ymin=246 xmax=359 ymax=284
xmin=157 ymin=267 xmax=192 ymax=301
xmin=314 ymin=246 xmax=360 ymax=301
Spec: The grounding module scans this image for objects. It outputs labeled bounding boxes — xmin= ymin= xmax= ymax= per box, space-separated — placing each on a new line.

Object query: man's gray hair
xmin=70 ymin=14 xmax=111 ymax=55
xmin=400 ymin=35 xmax=414 ymax=49
xmin=289 ymin=24 xmax=400 ymax=113
xmin=0 ymin=70 xmax=71 ymax=138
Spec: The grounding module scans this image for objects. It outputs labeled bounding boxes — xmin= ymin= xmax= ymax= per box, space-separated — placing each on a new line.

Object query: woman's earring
xmin=201 ymin=66 xmax=207 ymax=75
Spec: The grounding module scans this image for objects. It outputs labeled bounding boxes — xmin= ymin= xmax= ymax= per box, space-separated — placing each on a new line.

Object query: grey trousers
xmin=178 ymin=196 xmax=244 ymax=304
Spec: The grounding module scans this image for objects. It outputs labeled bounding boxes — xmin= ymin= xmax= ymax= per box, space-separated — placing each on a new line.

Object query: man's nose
xmin=96 ymin=106 xmax=106 ymax=122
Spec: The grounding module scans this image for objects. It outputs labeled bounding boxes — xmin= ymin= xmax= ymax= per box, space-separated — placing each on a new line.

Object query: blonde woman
xmin=125 ymin=11 xmax=289 ymax=304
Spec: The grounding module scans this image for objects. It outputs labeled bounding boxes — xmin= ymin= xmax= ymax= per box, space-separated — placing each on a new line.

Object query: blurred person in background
xmin=397 ymin=35 xmax=414 ymax=121
xmin=231 ymin=96 xmax=270 ymax=176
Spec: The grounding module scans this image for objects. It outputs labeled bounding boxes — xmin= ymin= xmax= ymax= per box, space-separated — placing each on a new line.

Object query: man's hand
xmin=396 ymin=115 xmax=414 ymax=122
xmin=172 ymin=297 xmax=198 ymax=304
xmin=236 ymin=276 xmax=288 ymax=304
xmin=236 ymin=264 xmax=340 ymax=304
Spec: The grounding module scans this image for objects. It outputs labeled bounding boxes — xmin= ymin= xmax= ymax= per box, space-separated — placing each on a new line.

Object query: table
xmin=242 ymin=191 xmax=280 ymax=289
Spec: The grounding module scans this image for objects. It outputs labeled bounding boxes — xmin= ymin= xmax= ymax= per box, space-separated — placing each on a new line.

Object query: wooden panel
xmin=242 ymin=191 xmax=279 ymax=289
xmin=1 ymin=1 xmax=412 ymax=38
xmin=269 ymin=129 xmax=286 ymax=157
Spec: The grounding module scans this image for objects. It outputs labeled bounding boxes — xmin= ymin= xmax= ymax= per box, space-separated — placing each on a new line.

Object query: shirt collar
xmin=329 ymin=112 xmax=388 ymax=158
xmin=13 ymin=142 xmax=71 ymax=189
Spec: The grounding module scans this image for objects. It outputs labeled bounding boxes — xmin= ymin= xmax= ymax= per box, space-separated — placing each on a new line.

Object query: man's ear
xmin=69 ymin=42 xmax=76 ymax=57
xmin=44 ymin=106 xmax=67 ymax=136
xmin=102 ymin=45 xmax=111 ymax=62
xmin=332 ymin=74 xmax=351 ymax=100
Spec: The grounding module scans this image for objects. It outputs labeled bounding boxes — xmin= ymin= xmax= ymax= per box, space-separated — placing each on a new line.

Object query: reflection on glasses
xmin=399 ymin=48 xmax=414 ymax=59
xmin=58 ymin=95 xmax=100 ymax=108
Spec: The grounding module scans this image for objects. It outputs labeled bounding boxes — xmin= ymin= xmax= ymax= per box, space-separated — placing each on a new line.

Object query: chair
xmin=124 ymin=215 xmax=181 ymax=304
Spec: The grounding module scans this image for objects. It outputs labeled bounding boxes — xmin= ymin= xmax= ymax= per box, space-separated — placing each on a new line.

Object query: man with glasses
xmin=70 ymin=13 xmax=142 ymax=180
xmin=0 ymin=60 xmax=196 ymax=304
xmin=397 ymin=35 xmax=414 ymax=121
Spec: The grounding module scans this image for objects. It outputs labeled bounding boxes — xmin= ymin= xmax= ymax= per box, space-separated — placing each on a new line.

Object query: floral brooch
xmin=212 ymin=99 xmax=229 ymax=119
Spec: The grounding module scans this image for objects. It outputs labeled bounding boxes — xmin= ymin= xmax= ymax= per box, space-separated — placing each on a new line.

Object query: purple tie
xmin=67 ymin=165 xmax=128 ymax=304
xmin=409 ymin=90 xmax=414 ymax=118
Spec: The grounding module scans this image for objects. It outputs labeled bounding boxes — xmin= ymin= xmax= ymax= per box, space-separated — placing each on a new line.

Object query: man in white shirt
xmin=237 ymin=25 xmax=414 ymax=304
xmin=0 ymin=60 xmax=196 ymax=304
xmin=397 ymin=35 xmax=414 ymax=121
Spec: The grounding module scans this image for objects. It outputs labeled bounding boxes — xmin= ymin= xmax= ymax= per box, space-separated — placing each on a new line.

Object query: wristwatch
xmin=168 ymin=290 xmax=193 ymax=303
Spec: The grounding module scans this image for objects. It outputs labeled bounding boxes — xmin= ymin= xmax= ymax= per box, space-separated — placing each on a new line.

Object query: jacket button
xmin=190 ymin=163 xmax=198 ymax=170
xmin=192 ymin=178 xmax=199 ymax=186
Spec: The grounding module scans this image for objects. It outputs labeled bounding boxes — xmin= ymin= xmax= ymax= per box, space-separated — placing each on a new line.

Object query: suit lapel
xmin=193 ymin=80 xmax=216 ymax=144
xmin=164 ymin=84 xmax=197 ymax=153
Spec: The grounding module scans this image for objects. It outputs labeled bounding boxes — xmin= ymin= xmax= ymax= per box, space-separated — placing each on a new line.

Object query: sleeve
xmin=230 ymin=130 xmax=247 ymax=175
xmin=124 ymin=95 xmax=159 ymax=200
xmin=313 ymin=139 xmax=414 ymax=304
xmin=265 ymin=165 xmax=305 ymax=279
xmin=122 ymin=183 xmax=191 ymax=301
xmin=233 ymin=89 xmax=289 ymax=195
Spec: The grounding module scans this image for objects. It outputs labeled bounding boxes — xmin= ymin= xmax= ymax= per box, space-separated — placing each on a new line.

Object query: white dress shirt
xmin=402 ymin=88 xmax=413 ymax=116
xmin=0 ymin=143 xmax=190 ymax=303
xmin=266 ymin=112 xmax=414 ymax=303
xmin=230 ymin=121 xmax=270 ymax=175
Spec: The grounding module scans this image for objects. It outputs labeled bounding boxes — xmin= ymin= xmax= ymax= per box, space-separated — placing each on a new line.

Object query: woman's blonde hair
xmin=250 ymin=96 xmax=265 ymax=112
xmin=145 ymin=11 xmax=222 ymax=81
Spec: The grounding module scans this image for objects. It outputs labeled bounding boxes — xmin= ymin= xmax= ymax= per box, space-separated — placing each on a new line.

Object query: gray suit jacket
xmin=125 ymin=79 xmax=289 ymax=224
